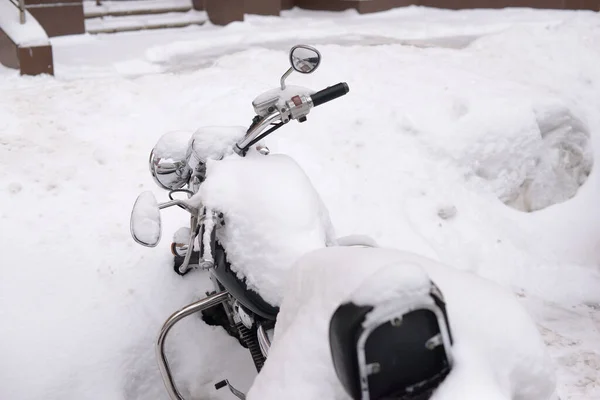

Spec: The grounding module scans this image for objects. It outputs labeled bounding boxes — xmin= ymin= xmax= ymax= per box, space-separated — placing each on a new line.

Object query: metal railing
xmin=8 ymin=0 xmax=26 ymax=24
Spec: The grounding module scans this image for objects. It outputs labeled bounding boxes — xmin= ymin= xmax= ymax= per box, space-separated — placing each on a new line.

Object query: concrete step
xmin=85 ymin=10 xmax=206 ymax=34
xmin=84 ymin=0 xmax=193 ymax=18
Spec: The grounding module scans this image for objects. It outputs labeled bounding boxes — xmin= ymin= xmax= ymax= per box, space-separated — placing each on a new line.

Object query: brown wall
xmin=18 ymin=45 xmax=54 ymax=75
xmin=0 ymin=29 xmax=20 ymax=70
xmin=246 ymin=0 xmax=282 ymax=14
xmin=200 ymin=0 xmax=599 ymax=26
xmin=294 ymin=0 xmax=357 ymax=11
xmin=419 ymin=0 xmax=565 ymax=8
xmin=200 ymin=0 xmax=283 ymax=18
xmin=358 ymin=0 xmax=415 ymax=12
xmin=290 ymin=0 xmax=598 ymax=10
xmin=206 ymin=0 xmax=245 ymax=24
xmin=0 ymin=29 xmax=54 ymax=76
xmin=565 ymin=0 xmax=600 ymax=9
xmin=24 ymin=0 xmax=85 ymax=37
xmin=0 ymin=11 xmax=54 ymax=76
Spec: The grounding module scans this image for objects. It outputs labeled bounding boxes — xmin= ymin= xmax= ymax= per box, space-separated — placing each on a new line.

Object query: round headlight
xmin=149 ymin=131 xmax=193 ymax=190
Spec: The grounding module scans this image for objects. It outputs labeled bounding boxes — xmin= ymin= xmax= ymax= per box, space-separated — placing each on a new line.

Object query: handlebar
xmin=310 ymin=82 xmax=349 ymax=107
xmin=234 ymin=82 xmax=350 ymax=156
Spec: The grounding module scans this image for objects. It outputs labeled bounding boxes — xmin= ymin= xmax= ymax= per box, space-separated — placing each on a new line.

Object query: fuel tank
xmin=212 ymin=241 xmax=279 ymax=321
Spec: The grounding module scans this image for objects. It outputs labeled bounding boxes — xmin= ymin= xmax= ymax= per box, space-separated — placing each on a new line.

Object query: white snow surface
xmin=350 ymin=258 xmax=431 ymax=306
xmin=84 ymin=0 xmax=193 ymax=17
xmin=0 ymin=4 xmax=49 ymax=46
xmin=85 ymin=11 xmax=206 ymax=34
xmin=188 ymin=126 xmax=246 ymax=162
xmin=248 ymin=247 xmax=557 ymax=400
xmin=192 ymin=153 xmax=336 ymax=306
xmin=1 ymin=6 xmax=600 ymax=400
xmin=153 ymin=130 xmax=193 ymax=159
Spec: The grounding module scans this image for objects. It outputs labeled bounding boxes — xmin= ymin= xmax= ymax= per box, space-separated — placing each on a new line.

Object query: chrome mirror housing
xmin=289 ymin=45 xmax=321 ymax=74
xmin=130 ymin=191 xmax=162 ymax=247
xmin=281 ymin=44 xmax=321 ymax=90
xmin=149 ymin=131 xmax=193 ymax=190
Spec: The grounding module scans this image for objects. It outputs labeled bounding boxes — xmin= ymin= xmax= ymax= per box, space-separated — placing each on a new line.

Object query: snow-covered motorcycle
xmin=129 ymin=45 xmax=453 ymax=400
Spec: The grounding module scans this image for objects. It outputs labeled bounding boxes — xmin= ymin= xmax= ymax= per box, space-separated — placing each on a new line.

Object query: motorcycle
xmin=130 ymin=45 xmax=453 ymax=400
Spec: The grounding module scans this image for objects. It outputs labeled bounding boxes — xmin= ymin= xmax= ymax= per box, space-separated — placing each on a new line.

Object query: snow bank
xmin=0 ymin=4 xmax=49 ymax=46
xmin=153 ymin=130 xmax=193 ymax=160
xmin=84 ymin=0 xmax=193 ymax=16
xmin=192 ymin=153 xmax=336 ymax=305
xmin=85 ymin=10 xmax=206 ymax=34
xmin=350 ymin=261 xmax=431 ymax=306
xmin=248 ymin=247 xmax=557 ymax=400
xmin=456 ymin=99 xmax=593 ymax=212
xmin=188 ymin=125 xmax=246 ymax=162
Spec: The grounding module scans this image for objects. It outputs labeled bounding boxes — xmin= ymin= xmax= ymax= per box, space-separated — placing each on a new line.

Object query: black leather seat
xmin=329 ymin=283 xmax=453 ymax=400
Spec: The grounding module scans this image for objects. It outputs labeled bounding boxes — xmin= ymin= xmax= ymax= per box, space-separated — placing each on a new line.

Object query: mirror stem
xmin=158 ymin=199 xmax=198 ymax=215
xmin=280 ymin=67 xmax=293 ymax=90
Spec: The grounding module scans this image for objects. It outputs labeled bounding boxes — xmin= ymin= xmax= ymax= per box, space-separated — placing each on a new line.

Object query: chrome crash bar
xmin=158 ymin=200 xmax=199 ymax=275
xmin=156 ymin=291 xmax=230 ymax=400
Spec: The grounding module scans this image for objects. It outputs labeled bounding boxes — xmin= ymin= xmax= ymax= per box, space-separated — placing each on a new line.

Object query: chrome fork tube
xmin=156 ymin=291 xmax=230 ymax=400
xmin=177 ymin=215 xmax=198 ymax=275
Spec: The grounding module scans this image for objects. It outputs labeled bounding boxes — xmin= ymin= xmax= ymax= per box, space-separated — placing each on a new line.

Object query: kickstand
xmin=215 ymin=379 xmax=246 ymax=400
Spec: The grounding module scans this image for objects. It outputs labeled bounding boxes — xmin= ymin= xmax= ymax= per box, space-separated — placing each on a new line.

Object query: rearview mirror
xmin=289 ymin=45 xmax=321 ymax=74
xmin=130 ymin=191 xmax=162 ymax=247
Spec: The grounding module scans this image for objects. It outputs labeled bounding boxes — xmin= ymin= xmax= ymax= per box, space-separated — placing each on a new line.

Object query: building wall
xmin=18 ymin=44 xmax=54 ymax=75
xmin=0 ymin=28 xmax=54 ymax=75
xmin=199 ymin=0 xmax=599 ymax=18
xmin=24 ymin=0 xmax=85 ymax=37
xmin=0 ymin=29 xmax=20 ymax=70
xmin=293 ymin=0 xmax=598 ymax=11
xmin=0 ymin=8 xmax=55 ymax=75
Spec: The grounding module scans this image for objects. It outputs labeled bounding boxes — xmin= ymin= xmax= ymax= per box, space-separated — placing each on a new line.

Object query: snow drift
xmin=247 ymin=247 xmax=558 ymax=400
xmin=193 ymin=153 xmax=336 ymax=306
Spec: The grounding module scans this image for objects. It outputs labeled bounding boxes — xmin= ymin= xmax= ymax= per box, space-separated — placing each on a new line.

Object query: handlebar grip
xmin=310 ymin=82 xmax=350 ymax=107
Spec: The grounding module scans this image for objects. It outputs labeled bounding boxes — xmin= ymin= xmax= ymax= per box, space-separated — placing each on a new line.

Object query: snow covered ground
xmin=83 ymin=0 xmax=194 ymax=17
xmin=1 ymin=6 xmax=599 ymax=400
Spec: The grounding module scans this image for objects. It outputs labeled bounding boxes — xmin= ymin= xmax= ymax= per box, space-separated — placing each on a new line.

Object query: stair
xmin=84 ymin=0 xmax=206 ymax=34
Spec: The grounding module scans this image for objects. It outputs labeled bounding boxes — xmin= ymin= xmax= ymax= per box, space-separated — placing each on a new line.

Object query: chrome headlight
xmin=149 ymin=131 xmax=193 ymax=190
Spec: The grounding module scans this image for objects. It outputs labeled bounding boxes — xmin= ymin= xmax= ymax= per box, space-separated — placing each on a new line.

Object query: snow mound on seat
xmin=248 ymin=247 xmax=557 ymax=400
xmin=192 ymin=153 xmax=336 ymax=306
xmin=350 ymin=261 xmax=431 ymax=306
